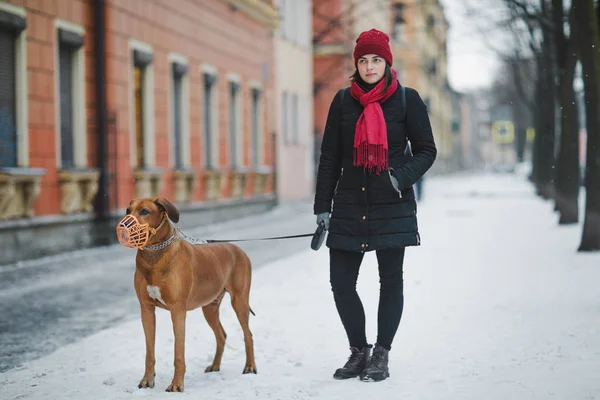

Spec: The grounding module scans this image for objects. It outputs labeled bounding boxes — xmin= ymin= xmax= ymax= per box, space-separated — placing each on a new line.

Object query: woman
xmin=313 ymin=28 xmax=437 ymax=382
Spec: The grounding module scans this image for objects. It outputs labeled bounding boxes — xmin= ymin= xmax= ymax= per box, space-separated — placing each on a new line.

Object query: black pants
xmin=329 ymin=247 xmax=405 ymax=351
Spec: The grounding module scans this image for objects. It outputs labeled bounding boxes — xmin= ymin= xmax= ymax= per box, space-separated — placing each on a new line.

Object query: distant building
xmin=275 ymin=0 xmax=315 ymax=201
xmin=392 ymin=0 xmax=453 ymax=173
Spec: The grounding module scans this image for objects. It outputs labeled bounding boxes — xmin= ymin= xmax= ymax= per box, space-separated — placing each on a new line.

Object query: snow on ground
xmin=2 ymin=173 xmax=599 ymax=400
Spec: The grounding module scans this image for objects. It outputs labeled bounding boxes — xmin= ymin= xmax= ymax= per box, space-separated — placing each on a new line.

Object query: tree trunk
xmin=531 ymin=74 xmax=544 ymax=184
xmin=513 ymin=98 xmax=528 ymax=163
xmin=507 ymin=57 xmax=534 ymax=164
xmin=533 ymin=0 xmax=557 ymax=199
xmin=552 ymin=0 xmax=580 ymax=224
xmin=554 ymin=75 xmax=580 ymax=223
xmin=535 ymin=64 xmax=556 ymax=199
xmin=573 ymin=0 xmax=600 ymax=251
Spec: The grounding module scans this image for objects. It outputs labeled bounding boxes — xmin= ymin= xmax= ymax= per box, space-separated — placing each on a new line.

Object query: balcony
xmin=226 ymin=0 xmax=278 ymax=28
xmin=0 ymin=168 xmax=46 ymax=220
xmin=58 ymin=168 xmax=100 ymax=214
xmin=172 ymin=168 xmax=198 ymax=203
xmin=133 ymin=167 xmax=164 ymax=199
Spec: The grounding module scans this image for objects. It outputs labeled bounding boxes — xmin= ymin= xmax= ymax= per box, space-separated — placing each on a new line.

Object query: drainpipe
xmin=94 ymin=0 xmax=109 ymax=219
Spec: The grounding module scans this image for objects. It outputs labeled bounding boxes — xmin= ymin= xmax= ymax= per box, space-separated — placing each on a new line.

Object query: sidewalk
xmin=2 ymin=173 xmax=599 ymax=399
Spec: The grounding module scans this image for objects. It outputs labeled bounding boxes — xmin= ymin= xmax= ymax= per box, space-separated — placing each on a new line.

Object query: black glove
xmin=316 ymin=212 xmax=330 ymax=230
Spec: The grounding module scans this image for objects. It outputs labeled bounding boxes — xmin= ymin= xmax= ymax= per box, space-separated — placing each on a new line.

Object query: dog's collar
xmin=142 ymin=232 xmax=179 ymax=251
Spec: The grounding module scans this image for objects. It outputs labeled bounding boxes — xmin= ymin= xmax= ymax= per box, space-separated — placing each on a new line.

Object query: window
xmin=250 ymin=85 xmax=263 ymax=168
xmin=299 ymin=1 xmax=310 ymax=47
xmin=279 ymin=0 xmax=286 ymax=39
xmin=0 ymin=25 xmax=17 ymax=168
xmin=394 ymin=3 xmax=405 ymax=23
xmin=203 ymin=71 xmax=217 ymax=169
xmin=393 ymin=22 xmax=404 ymax=43
xmin=427 ymin=15 xmax=436 ymax=29
xmin=280 ymin=0 xmax=309 ymax=47
xmin=281 ymin=92 xmax=299 ymax=145
xmin=134 ymin=65 xmax=145 ymax=167
xmin=282 ymin=91 xmax=289 ymax=145
xmin=291 ymin=93 xmax=298 ymax=144
xmin=429 ymin=58 xmax=437 ymax=77
xmin=56 ymin=25 xmax=84 ymax=169
xmin=58 ymin=41 xmax=74 ymax=168
xmin=130 ymin=42 xmax=154 ymax=168
xmin=228 ymin=76 xmax=241 ymax=168
xmin=171 ymin=60 xmax=188 ymax=169
xmin=0 ymin=5 xmax=26 ymax=168
xmin=282 ymin=0 xmax=296 ymax=42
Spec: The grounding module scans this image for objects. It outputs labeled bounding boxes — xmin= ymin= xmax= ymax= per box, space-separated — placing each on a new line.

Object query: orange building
xmin=313 ymin=0 xmax=354 ymax=146
xmin=0 ymin=0 xmax=278 ymax=264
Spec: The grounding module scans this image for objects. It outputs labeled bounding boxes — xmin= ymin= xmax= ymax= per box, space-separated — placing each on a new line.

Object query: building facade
xmin=0 ymin=0 xmax=279 ymax=264
xmin=275 ymin=0 xmax=314 ymax=201
xmin=312 ymin=0 xmax=354 ymax=161
xmin=392 ymin=0 xmax=453 ymax=173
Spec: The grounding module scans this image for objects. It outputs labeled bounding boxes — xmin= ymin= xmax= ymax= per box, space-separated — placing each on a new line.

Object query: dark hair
xmin=350 ymin=63 xmax=395 ymax=93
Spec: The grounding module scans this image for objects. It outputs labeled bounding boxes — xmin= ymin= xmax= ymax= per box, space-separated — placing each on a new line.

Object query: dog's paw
xmin=243 ymin=364 xmax=257 ymax=374
xmin=138 ymin=374 xmax=155 ymax=389
xmin=205 ymin=364 xmax=220 ymax=373
xmin=166 ymin=381 xmax=184 ymax=393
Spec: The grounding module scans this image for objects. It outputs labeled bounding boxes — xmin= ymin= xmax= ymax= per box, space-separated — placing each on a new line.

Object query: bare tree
xmin=500 ymin=0 xmax=556 ymax=199
xmin=573 ymin=0 xmax=600 ymax=251
xmin=552 ymin=0 xmax=580 ymax=224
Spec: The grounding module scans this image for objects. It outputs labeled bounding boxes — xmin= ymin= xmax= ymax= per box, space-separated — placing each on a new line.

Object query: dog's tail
xmin=250 ymin=306 xmax=256 ymax=316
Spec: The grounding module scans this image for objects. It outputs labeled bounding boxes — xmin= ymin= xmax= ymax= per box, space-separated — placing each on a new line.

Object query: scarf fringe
xmin=350 ymin=69 xmax=398 ymax=175
xmin=353 ymin=143 xmax=388 ymax=174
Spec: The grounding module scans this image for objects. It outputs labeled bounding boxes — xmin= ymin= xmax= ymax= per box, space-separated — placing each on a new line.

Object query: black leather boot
xmin=359 ymin=343 xmax=389 ymax=382
xmin=333 ymin=345 xmax=372 ymax=380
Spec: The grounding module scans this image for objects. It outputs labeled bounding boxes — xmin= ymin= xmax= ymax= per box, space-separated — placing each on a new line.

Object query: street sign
xmin=491 ymin=120 xmax=515 ymax=144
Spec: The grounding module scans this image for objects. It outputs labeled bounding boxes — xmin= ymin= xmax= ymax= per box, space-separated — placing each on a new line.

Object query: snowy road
xmin=1 ymin=173 xmax=600 ymax=400
xmin=0 ymin=201 xmax=316 ymax=373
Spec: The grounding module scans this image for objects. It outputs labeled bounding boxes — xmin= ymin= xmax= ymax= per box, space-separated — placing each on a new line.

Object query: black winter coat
xmin=313 ymin=84 xmax=437 ymax=252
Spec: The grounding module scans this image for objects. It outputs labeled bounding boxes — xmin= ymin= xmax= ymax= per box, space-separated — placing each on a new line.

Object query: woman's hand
xmin=316 ymin=212 xmax=330 ymax=230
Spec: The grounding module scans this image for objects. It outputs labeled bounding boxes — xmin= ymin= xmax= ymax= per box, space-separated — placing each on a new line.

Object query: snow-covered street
xmin=2 ymin=173 xmax=599 ymax=400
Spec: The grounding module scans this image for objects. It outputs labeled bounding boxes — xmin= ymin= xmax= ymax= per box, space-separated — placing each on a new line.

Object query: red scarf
xmin=350 ymin=69 xmax=398 ymax=174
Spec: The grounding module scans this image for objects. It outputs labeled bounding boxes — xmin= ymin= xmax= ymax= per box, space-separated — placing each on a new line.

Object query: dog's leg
xmin=166 ymin=308 xmax=186 ymax=392
xmin=231 ymin=295 xmax=257 ymax=374
xmin=202 ymin=293 xmax=227 ymax=373
xmin=138 ymin=304 xmax=156 ymax=389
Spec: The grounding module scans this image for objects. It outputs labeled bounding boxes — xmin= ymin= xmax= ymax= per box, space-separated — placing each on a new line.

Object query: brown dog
xmin=122 ymin=198 xmax=256 ymax=392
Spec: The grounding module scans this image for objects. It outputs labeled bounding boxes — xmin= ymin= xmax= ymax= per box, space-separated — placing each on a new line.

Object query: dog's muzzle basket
xmin=117 ymin=215 xmax=151 ymax=249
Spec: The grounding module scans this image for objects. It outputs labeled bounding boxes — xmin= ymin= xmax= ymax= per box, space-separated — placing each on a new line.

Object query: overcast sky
xmin=439 ymin=0 xmax=505 ymax=92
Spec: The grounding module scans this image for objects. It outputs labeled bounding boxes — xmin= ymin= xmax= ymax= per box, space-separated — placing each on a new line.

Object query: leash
xmin=173 ymin=223 xmax=326 ymax=251
xmin=204 ymin=221 xmax=326 ymax=251
xmin=205 ymin=232 xmax=314 ymax=243
xmin=173 ymin=227 xmax=315 ymax=244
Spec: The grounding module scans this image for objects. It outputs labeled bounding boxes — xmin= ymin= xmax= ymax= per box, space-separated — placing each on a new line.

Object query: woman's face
xmin=357 ymin=54 xmax=386 ymax=84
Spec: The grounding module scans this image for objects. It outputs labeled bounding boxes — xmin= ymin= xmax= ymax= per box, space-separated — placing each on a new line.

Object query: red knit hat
xmin=353 ymin=29 xmax=393 ymax=66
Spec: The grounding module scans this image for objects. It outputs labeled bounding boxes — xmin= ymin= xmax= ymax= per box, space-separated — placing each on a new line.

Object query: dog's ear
xmin=154 ymin=198 xmax=180 ymax=223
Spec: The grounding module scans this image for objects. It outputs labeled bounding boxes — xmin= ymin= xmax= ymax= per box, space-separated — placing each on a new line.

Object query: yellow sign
xmin=492 ymin=121 xmax=515 ymax=144
xmin=526 ymin=127 xmax=535 ymax=142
